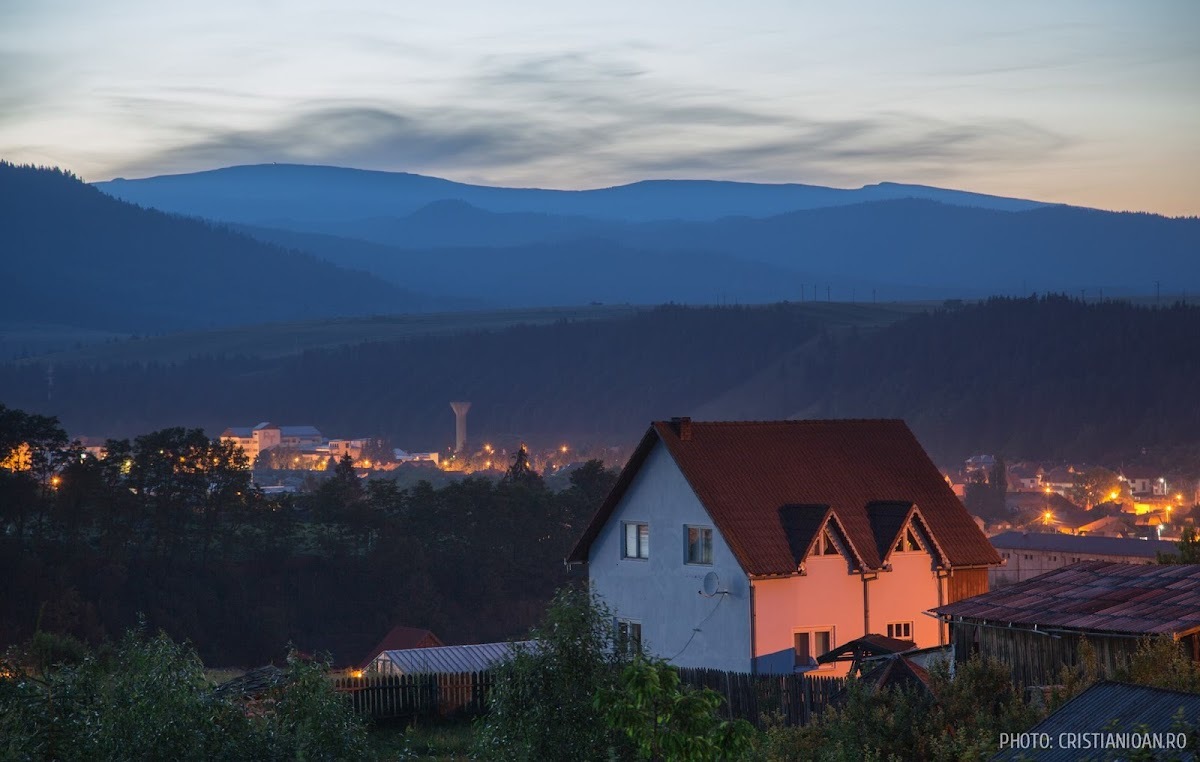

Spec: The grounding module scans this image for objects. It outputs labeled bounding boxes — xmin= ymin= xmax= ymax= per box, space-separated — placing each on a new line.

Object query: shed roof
xmin=568 ymin=419 xmax=1000 ymax=575
xmin=933 ymin=560 xmax=1200 ymax=637
xmin=993 ymin=681 xmax=1200 ymax=761
xmin=372 ymin=641 xmax=535 ymax=675
xmin=988 ymin=530 xmax=1178 ymax=558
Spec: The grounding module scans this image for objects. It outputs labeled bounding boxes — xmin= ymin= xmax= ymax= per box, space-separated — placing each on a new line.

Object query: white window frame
xmin=793 ymin=626 xmax=835 ymax=670
xmin=615 ymin=618 xmax=642 ymax=655
xmin=685 ymin=525 xmax=714 ymax=565
xmin=622 ymin=521 xmax=649 ymax=560
xmin=886 ymin=621 xmax=913 ymax=640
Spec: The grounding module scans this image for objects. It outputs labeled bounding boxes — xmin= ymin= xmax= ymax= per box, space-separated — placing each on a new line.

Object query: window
xmin=886 ymin=621 xmax=913 ymax=640
xmin=623 ymin=522 xmax=649 ymax=559
xmin=686 ymin=525 xmax=713 ymax=565
xmin=616 ymin=618 xmax=642 ymax=655
xmin=793 ymin=628 xmax=833 ymax=668
xmin=894 ymin=527 xmax=921 ymax=553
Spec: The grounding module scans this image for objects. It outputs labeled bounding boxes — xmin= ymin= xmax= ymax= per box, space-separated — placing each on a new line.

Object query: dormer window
xmin=821 ymin=528 xmax=840 ymax=555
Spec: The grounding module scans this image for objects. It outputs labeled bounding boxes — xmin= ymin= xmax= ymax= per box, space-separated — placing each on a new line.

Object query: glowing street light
xmin=1043 ymin=510 xmax=1053 ymax=525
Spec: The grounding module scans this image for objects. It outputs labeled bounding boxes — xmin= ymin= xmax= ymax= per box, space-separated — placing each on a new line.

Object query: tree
xmin=600 ymin=658 xmax=755 ymax=761
xmin=502 ymin=445 xmax=543 ymax=489
xmin=1068 ymin=466 xmax=1128 ymax=509
xmin=963 ymin=459 xmax=1006 ymax=519
xmin=476 ymin=585 xmax=629 ymax=761
xmin=0 ymin=626 xmax=368 ymax=761
xmin=1157 ymin=526 xmax=1200 ymax=564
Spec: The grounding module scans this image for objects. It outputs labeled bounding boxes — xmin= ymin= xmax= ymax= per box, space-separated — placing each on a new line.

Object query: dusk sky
xmin=2 ymin=1 xmax=1197 ymax=215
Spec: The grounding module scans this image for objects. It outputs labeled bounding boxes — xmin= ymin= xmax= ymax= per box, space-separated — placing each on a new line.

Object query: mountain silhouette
xmin=95 ymin=163 xmax=1049 ymax=225
xmin=0 ymin=162 xmax=468 ymax=334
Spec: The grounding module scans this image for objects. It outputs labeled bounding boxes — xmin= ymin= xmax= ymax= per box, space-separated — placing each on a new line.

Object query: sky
xmin=1 ymin=1 xmax=1198 ymax=215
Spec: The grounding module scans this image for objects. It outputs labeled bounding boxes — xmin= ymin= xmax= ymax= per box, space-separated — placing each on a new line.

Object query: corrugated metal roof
xmin=359 ymin=626 xmax=443 ymax=669
xmin=373 ymin=641 xmax=536 ymax=675
xmin=935 ymin=561 xmax=1200 ymax=636
xmin=990 ymin=530 xmax=1178 ymax=558
xmin=993 ymin=681 xmax=1200 ymax=761
xmin=568 ymin=419 xmax=1001 ymax=575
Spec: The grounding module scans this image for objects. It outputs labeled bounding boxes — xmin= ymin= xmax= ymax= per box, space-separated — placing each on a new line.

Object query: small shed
xmin=368 ymin=641 xmax=536 ymax=676
xmin=932 ymin=561 xmax=1200 ymax=686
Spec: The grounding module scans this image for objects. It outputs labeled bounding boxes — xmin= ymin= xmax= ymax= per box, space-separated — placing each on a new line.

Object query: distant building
xmin=393 ymin=449 xmax=440 ymax=466
xmin=220 ymin=423 xmax=323 ymax=464
xmin=1006 ymin=462 xmax=1043 ymax=491
xmin=329 ymin=439 xmax=369 ymax=461
xmin=988 ymin=530 xmax=1178 ymax=586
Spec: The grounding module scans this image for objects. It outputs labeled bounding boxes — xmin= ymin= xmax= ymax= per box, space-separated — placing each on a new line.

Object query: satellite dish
xmin=700 ymin=571 xmax=722 ymax=597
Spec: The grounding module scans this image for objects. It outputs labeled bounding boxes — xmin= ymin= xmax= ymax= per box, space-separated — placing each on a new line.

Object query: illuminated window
xmin=887 ymin=621 xmax=913 ymax=640
xmin=686 ymin=525 xmax=713 ymax=565
xmin=794 ymin=628 xmax=834 ymax=669
xmin=623 ymin=522 xmax=649 ymax=559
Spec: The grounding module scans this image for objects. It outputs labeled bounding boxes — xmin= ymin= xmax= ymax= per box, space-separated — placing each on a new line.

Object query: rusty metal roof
xmin=933 ymin=560 xmax=1200 ymax=636
xmin=568 ymin=419 xmax=1001 ymax=575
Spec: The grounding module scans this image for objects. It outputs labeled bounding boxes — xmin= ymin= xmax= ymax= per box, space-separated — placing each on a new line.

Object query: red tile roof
xmin=932 ymin=561 xmax=1200 ymax=637
xmin=359 ymin=626 xmax=444 ymax=669
xmin=567 ymin=419 xmax=1001 ymax=575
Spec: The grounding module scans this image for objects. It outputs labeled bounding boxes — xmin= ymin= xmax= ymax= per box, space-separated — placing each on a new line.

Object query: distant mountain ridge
xmin=0 ymin=163 xmax=470 ymax=335
xmin=95 ymin=163 xmax=1050 ymax=224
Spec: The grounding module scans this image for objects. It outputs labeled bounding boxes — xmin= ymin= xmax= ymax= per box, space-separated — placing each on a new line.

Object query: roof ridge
xmin=655 ymin=418 xmax=907 ymax=427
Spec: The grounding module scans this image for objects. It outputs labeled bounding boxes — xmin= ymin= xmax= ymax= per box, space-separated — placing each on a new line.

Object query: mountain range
xmin=95 ymin=164 xmax=1200 ymax=305
xmin=0 ymin=163 xmax=469 ymax=336
xmin=4 ymin=161 xmax=1199 ymax=346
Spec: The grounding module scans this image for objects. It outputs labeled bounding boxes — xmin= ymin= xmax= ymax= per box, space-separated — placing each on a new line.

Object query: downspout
xmin=936 ymin=569 xmax=948 ymax=646
xmin=749 ymin=581 xmax=758 ymax=676
xmin=861 ymin=570 xmax=878 ymax=635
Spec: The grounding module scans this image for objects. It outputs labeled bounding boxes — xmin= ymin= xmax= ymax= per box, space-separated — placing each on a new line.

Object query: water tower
xmin=450 ymin=401 xmax=471 ymax=453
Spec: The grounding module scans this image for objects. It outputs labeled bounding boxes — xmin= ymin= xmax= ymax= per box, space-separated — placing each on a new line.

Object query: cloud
xmin=103 ymin=48 xmax=1071 ymax=188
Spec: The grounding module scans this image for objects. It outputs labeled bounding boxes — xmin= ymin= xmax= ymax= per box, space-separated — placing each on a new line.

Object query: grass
xmin=367 ymin=719 xmax=477 ymax=761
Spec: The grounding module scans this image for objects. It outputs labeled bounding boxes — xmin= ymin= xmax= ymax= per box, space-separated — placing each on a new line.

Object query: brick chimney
xmin=671 ymin=416 xmax=693 ymax=441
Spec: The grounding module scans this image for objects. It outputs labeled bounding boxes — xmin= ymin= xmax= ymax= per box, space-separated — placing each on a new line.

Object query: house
xmin=567 ymin=418 xmax=1002 ymax=675
xmin=932 ymin=561 xmax=1200 ymax=686
xmin=1007 ymin=463 xmax=1044 ymax=492
xmin=993 ymin=681 xmax=1200 ymax=761
xmin=359 ymin=625 xmax=444 ymax=670
xmin=1040 ymin=466 xmax=1077 ymax=495
xmin=987 ymin=530 xmax=1179 ymax=586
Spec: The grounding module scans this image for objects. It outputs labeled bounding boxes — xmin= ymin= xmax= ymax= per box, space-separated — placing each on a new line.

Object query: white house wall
xmin=588 ymin=440 xmax=752 ymax=672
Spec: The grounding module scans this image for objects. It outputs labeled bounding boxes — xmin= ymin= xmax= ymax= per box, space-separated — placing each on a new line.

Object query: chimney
xmin=671 ymin=416 xmax=693 ymax=441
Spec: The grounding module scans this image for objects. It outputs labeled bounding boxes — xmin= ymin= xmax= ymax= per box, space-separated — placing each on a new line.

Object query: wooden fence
xmin=676 ymin=668 xmax=846 ymax=728
xmin=331 ymin=668 xmax=844 ymax=727
xmin=330 ymin=671 xmax=494 ymax=720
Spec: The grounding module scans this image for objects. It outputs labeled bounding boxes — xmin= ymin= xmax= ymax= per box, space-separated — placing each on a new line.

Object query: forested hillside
xmin=0 ymin=305 xmax=823 ymax=446
xmin=0 ymin=163 xmax=459 ymax=333
xmin=1 ymin=298 xmax=1197 ymax=465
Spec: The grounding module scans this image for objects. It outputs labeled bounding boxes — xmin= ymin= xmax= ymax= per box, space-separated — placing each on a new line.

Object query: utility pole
xmin=1155 ymin=280 xmax=1161 ymax=304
